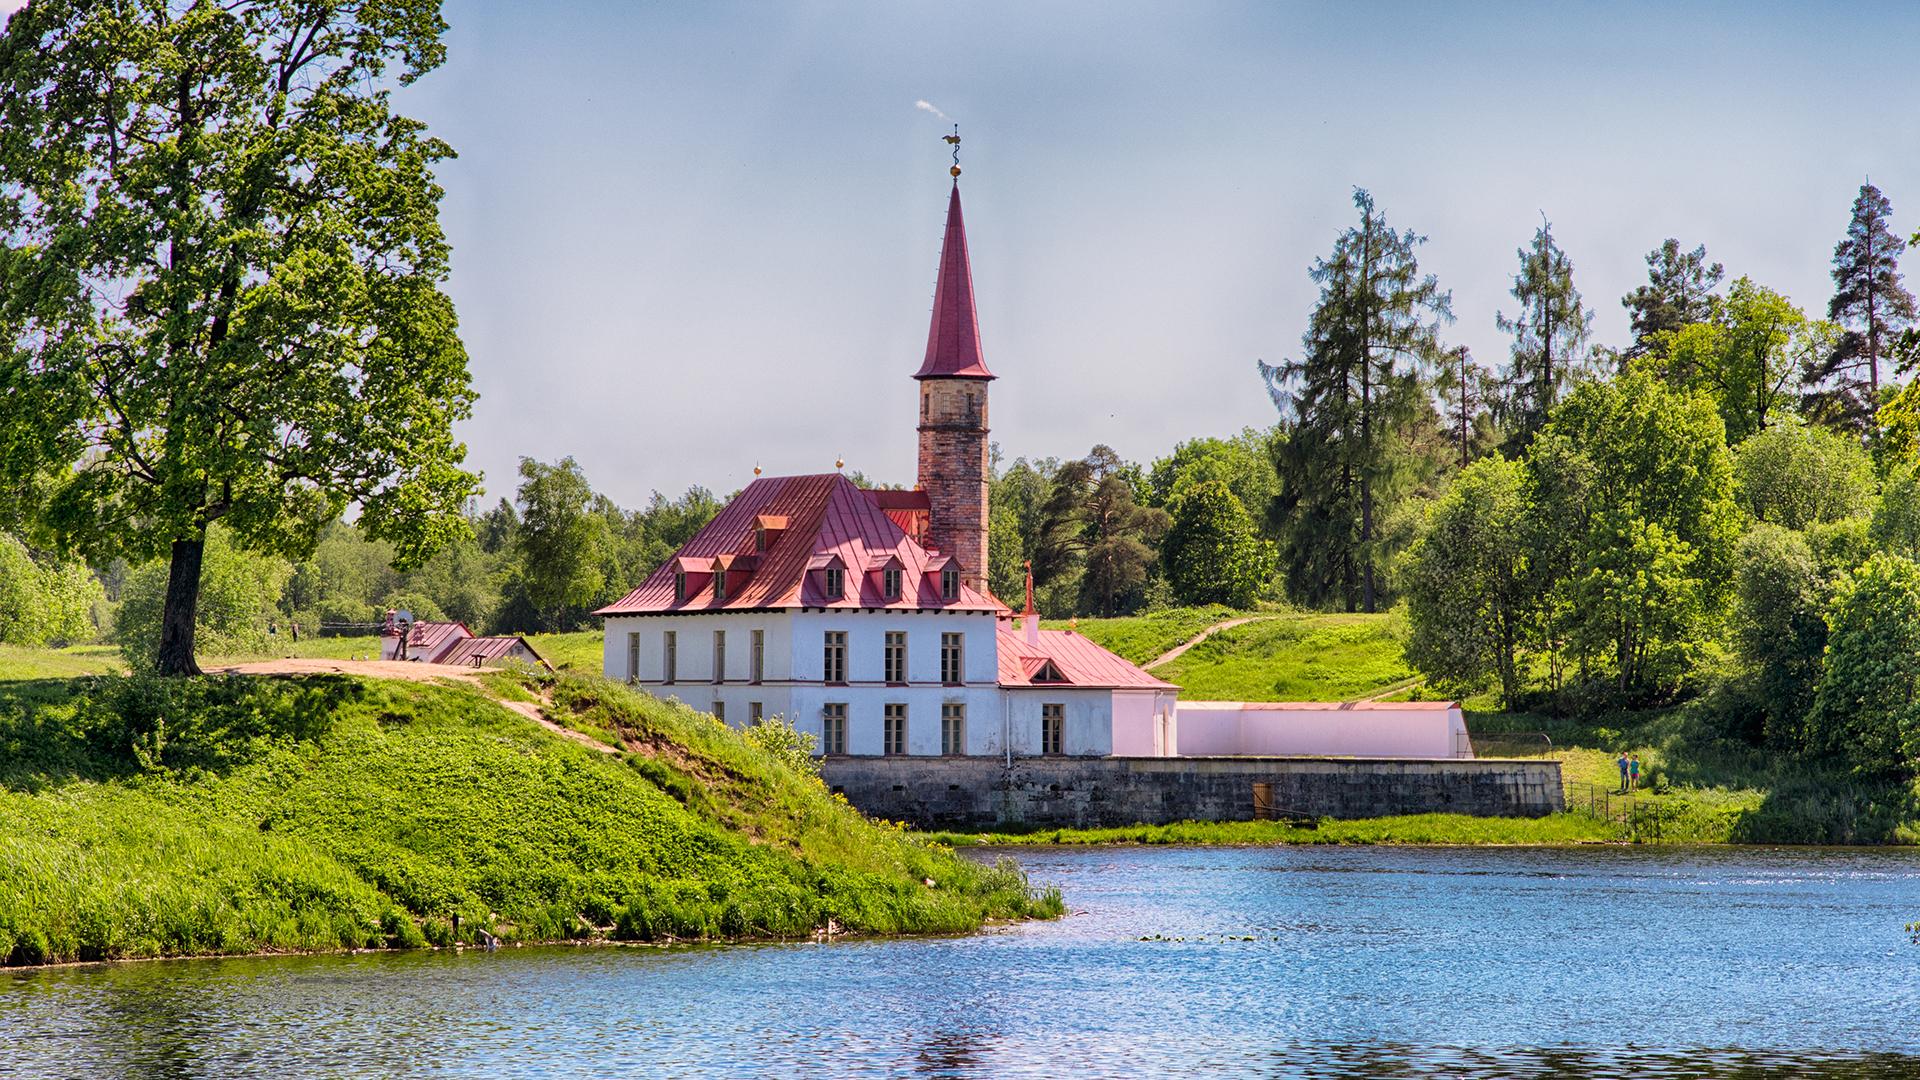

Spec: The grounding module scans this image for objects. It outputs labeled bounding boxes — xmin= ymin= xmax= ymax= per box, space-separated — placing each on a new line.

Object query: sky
xmin=13 ymin=1 xmax=1920 ymax=506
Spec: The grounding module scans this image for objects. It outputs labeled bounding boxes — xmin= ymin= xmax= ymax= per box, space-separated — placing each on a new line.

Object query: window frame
xmin=712 ymin=629 xmax=726 ymax=684
xmin=883 ymin=703 xmax=908 ymax=756
xmin=884 ymin=630 xmax=908 ymax=685
xmin=823 ymin=630 xmax=847 ymax=685
xmin=941 ymin=702 xmax=966 ymax=756
xmin=941 ymin=568 xmax=959 ymax=600
xmin=750 ymin=628 xmax=765 ymax=684
xmin=712 ymin=699 xmax=725 ymax=723
xmin=712 ymin=567 xmax=727 ymax=602
xmin=1042 ymin=703 xmax=1065 ymax=756
xmin=749 ymin=701 xmax=762 ymax=723
xmin=882 ymin=567 xmax=902 ymax=599
xmin=663 ymin=630 xmax=677 ymax=685
xmin=673 ymin=572 xmax=687 ymax=602
xmin=626 ymin=632 xmax=640 ymax=685
xmin=822 ymin=702 xmax=847 ymax=755
xmin=940 ymin=632 xmax=964 ymax=686
xmin=824 ymin=566 xmax=843 ymax=600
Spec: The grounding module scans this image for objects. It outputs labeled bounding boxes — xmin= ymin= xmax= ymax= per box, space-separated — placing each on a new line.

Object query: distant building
xmin=380 ymin=616 xmax=548 ymax=670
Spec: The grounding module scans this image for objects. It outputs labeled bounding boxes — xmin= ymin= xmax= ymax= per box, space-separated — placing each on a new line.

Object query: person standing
xmin=1617 ymin=751 xmax=1630 ymax=794
xmin=1629 ymin=754 xmax=1642 ymax=792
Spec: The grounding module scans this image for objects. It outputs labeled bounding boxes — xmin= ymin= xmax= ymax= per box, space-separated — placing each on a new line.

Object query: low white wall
xmin=1173 ymin=702 xmax=1471 ymax=759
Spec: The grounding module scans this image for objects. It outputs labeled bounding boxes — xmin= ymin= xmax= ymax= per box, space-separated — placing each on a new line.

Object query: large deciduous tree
xmin=1262 ymin=188 xmax=1451 ymax=613
xmin=1161 ymin=478 xmax=1274 ymax=609
xmin=0 ymin=0 xmax=477 ymax=674
xmin=1804 ymin=183 xmax=1915 ymax=433
xmin=1621 ymin=239 xmax=1722 ymax=362
xmin=1403 ymin=456 xmax=1532 ymax=706
xmin=1804 ymin=553 xmax=1920 ymax=778
xmin=1651 ymin=278 xmax=1835 ymax=443
xmin=509 ymin=457 xmax=612 ymax=632
xmin=1497 ymin=217 xmax=1593 ymax=448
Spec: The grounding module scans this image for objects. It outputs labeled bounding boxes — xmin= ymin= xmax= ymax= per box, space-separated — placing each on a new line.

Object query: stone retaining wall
xmin=820 ymin=755 xmax=1564 ymax=830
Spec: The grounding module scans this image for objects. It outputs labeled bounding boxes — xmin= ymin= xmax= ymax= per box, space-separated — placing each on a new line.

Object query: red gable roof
xmin=595 ymin=473 xmax=1001 ymax=615
xmin=997 ymin=627 xmax=1177 ymax=690
xmin=913 ymin=184 xmax=995 ymax=381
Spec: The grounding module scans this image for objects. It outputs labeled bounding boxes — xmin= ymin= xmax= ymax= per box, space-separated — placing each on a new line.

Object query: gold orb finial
xmin=944 ymin=124 xmax=961 ymax=179
xmin=835 ymin=456 xmax=845 ymax=471
xmin=753 ymin=463 xmax=762 ymax=477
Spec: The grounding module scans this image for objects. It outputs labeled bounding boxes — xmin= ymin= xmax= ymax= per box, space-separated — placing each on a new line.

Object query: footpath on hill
xmin=1141 ymin=615 xmax=1279 ymax=670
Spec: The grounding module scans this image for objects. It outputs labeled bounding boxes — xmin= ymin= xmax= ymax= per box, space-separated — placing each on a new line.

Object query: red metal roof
xmin=913 ymin=184 xmax=995 ymax=381
xmin=595 ymin=473 xmax=1001 ymax=615
xmin=441 ymin=635 xmax=548 ymax=669
xmin=402 ymin=620 xmax=471 ymax=662
xmin=996 ymin=627 xmax=1177 ymax=690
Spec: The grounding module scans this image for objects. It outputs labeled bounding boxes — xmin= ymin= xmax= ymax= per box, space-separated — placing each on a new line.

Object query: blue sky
xmin=19 ymin=1 xmax=1920 ymax=505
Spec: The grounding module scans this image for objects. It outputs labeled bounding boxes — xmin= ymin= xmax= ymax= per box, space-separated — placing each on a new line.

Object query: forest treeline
xmin=11 ymin=177 xmax=1920 ymax=776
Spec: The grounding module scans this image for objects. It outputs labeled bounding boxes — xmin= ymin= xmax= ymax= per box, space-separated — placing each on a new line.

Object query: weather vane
xmin=944 ymin=124 xmax=961 ymax=178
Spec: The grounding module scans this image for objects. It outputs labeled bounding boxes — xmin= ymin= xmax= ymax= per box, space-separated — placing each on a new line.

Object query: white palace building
xmin=599 ymin=173 xmax=1467 ymax=762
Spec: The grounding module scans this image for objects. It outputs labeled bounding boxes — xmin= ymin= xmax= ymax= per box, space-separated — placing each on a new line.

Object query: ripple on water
xmin=3 ymin=845 xmax=1919 ymax=1077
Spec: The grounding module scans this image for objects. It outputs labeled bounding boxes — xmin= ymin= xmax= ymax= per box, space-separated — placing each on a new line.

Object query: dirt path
xmin=209 ymin=657 xmax=622 ymax=755
xmin=1142 ymin=616 xmax=1279 ymax=670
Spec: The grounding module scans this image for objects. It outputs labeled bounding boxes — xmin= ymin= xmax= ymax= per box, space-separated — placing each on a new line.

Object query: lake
xmin=5 ymin=845 xmax=1919 ymax=1077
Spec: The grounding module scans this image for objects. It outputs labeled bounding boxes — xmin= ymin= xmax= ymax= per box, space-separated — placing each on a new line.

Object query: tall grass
xmin=1043 ymin=605 xmax=1243 ymax=665
xmin=0 ymin=673 xmax=1060 ymax=966
xmin=1158 ymin=611 xmax=1412 ymax=701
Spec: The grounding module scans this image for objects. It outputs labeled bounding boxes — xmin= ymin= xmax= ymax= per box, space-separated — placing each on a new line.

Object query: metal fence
xmin=1563 ymin=780 xmax=1664 ymax=842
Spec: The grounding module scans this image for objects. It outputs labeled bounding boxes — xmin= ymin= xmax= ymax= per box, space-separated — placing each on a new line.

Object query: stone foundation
xmin=820 ymin=755 xmax=1564 ymax=829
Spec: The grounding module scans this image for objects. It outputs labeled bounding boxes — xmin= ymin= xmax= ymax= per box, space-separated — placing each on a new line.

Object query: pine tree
xmin=1621 ymin=239 xmax=1723 ymax=361
xmin=1434 ymin=345 xmax=1498 ymax=468
xmin=1261 ymin=189 xmax=1450 ymax=612
xmin=1497 ymin=217 xmax=1593 ymax=448
xmin=1805 ymin=183 xmax=1916 ymax=434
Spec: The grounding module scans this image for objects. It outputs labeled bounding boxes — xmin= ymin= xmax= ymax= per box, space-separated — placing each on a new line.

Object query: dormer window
xmin=883 ymin=567 xmax=902 ymax=599
xmin=674 ymin=572 xmax=687 ymax=602
xmin=941 ymin=568 xmax=959 ymax=600
xmin=1032 ymin=659 xmax=1067 ymax=683
xmin=755 ymin=525 xmax=767 ymax=552
xmin=825 ymin=567 xmax=844 ymax=600
xmin=712 ymin=565 xmax=727 ymax=602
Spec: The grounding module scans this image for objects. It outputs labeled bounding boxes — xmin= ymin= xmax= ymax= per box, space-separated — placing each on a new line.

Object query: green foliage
xmin=508 ymin=457 xmax=614 ymax=631
xmin=1161 ymin=480 xmax=1275 ymax=608
xmin=115 ymin=529 xmax=292 ymax=671
xmin=1145 ymin=428 xmax=1281 ymax=528
xmin=1033 ymin=447 xmax=1167 ymax=617
xmin=1870 ymin=463 xmax=1920 ymax=560
xmin=1805 ymin=183 xmax=1916 ymax=433
xmin=0 ymin=672 xmax=1059 ymax=965
xmin=0 ymin=0 xmax=480 ymax=672
xmin=0 ymin=534 xmax=101 ymax=647
xmin=742 ymin=714 xmax=820 ymax=780
xmin=1497 ymin=216 xmax=1594 ymax=447
xmin=1621 ymin=239 xmax=1723 ymax=362
xmin=1805 ymin=553 xmax=1920 ymax=778
xmin=1404 ymin=457 xmax=1531 ymax=704
xmin=1733 ymin=421 xmax=1875 ymax=529
xmin=1649 ymin=278 xmax=1836 ymax=443
xmin=1729 ymin=525 xmax=1829 ymax=749
xmin=1264 ymin=189 xmax=1452 ymax=613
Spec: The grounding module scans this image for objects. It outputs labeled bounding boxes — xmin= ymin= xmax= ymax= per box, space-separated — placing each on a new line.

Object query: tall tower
xmin=915 ymin=179 xmax=995 ymax=595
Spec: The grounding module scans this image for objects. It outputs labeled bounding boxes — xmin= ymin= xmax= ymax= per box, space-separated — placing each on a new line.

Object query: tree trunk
xmin=155 ymin=534 xmax=206 ymax=676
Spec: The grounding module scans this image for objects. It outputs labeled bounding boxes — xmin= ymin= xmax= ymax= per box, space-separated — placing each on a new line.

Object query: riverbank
xmin=0 ymin=671 xmax=1060 ymax=967
xmin=922 ymin=813 xmax=1619 ymax=847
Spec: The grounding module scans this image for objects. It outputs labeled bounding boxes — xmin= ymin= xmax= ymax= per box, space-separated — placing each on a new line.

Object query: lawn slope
xmin=1156 ymin=611 xmax=1412 ymax=701
xmin=0 ymin=672 xmax=1058 ymax=966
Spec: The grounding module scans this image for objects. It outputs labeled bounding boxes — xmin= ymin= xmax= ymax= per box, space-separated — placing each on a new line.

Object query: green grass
xmin=526 ymin=630 xmax=604 ymax=673
xmin=0 ymin=672 xmax=1060 ymax=966
xmin=0 ymin=644 xmax=121 ymax=681
xmin=924 ymin=812 xmax=1616 ymax=847
xmin=1042 ymin=605 xmax=1243 ymax=665
xmin=1157 ymin=611 xmax=1412 ymax=701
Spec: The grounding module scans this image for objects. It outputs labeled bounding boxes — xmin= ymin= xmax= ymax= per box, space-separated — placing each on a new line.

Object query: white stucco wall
xmin=1110 ymin=689 xmax=1180 ymax=757
xmin=1172 ymin=703 xmax=1470 ymax=758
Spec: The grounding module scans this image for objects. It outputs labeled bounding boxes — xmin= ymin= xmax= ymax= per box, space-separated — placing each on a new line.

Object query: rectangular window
xmin=712 ymin=630 xmax=726 ymax=684
xmin=941 ymin=568 xmax=959 ymax=600
xmin=755 ymin=525 xmax=768 ymax=552
xmin=884 ymin=631 xmax=907 ymax=685
xmin=822 ymin=703 xmax=846 ymax=755
xmin=823 ymin=631 xmax=847 ymax=685
xmin=1042 ymin=703 xmax=1065 ymax=755
xmin=712 ymin=699 xmax=725 ymax=723
xmin=750 ymin=629 xmax=765 ymax=684
xmin=626 ymin=632 xmax=640 ymax=684
xmin=883 ymin=567 xmax=902 ymax=599
xmin=940 ymin=632 xmax=963 ymax=685
xmin=824 ymin=567 xmax=843 ymax=600
xmin=884 ymin=703 xmax=907 ymax=756
xmin=674 ymin=572 xmax=687 ymax=601
xmin=663 ymin=631 xmax=677 ymax=684
xmin=941 ymin=702 xmax=966 ymax=756
xmin=712 ymin=569 xmax=727 ymax=602
xmin=749 ymin=701 xmax=762 ymax=723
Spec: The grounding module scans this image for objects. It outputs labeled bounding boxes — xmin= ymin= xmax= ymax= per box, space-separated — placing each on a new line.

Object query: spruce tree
xmin=1621 ymin=239 xmax=1723 ymax=361
xmin=1262 ymin=189 xmax=1450 ymax=612
xmin=1434 ymin=345 xmax=1497 ymax=469
xmin=1497 ymin=218 xmax=1593 ymax=448
xmin=1805 ymin=183 xmax=1916 ymax=434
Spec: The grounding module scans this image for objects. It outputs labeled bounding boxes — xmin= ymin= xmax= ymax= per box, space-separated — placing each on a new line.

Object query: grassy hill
xmin=0 ymin=668 xmax=1058 ymax=967
xmin=1155 ymin=611 xmax=1413 ymax=701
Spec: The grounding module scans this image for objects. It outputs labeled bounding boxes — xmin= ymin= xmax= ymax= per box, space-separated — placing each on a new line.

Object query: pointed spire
xmin=914 ymin=183 xmax=996 ymax=381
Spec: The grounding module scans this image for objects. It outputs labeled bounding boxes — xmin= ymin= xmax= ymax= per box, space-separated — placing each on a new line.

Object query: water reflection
xmin=5 ymin=846 xmax=1919 ymax=1078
